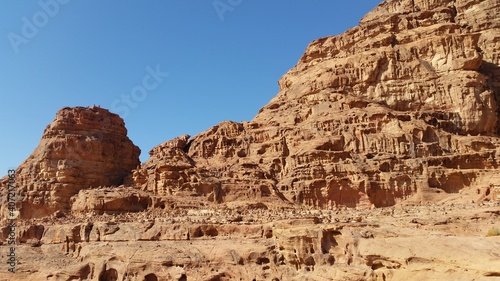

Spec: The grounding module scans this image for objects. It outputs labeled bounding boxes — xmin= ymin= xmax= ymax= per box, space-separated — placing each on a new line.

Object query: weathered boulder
xmin=71 ymin=186 xmax=151 ymax=215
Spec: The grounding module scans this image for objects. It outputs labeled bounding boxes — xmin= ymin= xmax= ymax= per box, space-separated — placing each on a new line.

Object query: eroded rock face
xmin=1 ymin=204 xmax=499 ymax=281
xmin=130 ymin=0 xmax=500 ymax=208
xmin=1 ymin=106 xmax=140 ymax=219
xmin=71 ymin=187 xmax=151 ymax=215
xmin=0 ymin=1 xmax=499 ymax=280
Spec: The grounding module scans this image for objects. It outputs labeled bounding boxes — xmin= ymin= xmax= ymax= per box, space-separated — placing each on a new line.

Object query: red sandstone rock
xmin=129 ymin=0 xmax=500 ymax=209
xmin=0 ymin=106 xmax=140 ymax=219
xmin=0 ymin=1 xmax=499 ymax=280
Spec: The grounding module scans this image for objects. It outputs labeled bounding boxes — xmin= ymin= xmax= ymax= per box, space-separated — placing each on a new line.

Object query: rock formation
xmin=71 ymin=187 xmax=151 ymax=215
xmin=129 ymin=0 xmax=500 ymax=208
xmin=0 ymin=0 xmax=499 ymax=280
xmin=1 ymin=204 xmax=499 ymax=280
xmin=1 ymin=106 xmax=140 ymax=219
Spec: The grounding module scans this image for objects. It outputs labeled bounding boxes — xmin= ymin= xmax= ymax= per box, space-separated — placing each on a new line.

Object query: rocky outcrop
xmin=2 ymin=0 xmax=496 ymax=218
xmin=71 ymin=187 xmax=151 ymax=215
xmin=1 ymin=106 xmax=140 ymax=219
xmin=1 ymin=203 xmax=499 ymax=280
xmin=0 ymin=1 xmax=499 ymax=279
xmin=129 ymin=0 xmax=500 ymax=208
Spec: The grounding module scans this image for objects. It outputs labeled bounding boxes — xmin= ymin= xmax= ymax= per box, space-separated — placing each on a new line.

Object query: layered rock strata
xmin=129 ymin=0 xmax=500 ymax=208
xmin=1 ymin=204 xmax=499 ymax=280
xmin=0 ymin=0 xmax=499 ymax=280
xmin=1 ymin=106 xmax=140 ymax=219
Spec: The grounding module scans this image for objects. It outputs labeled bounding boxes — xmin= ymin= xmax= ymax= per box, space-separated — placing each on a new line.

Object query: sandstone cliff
xmin=0 ymin=0 xmax=499 ymax=280
xmin=129 ymin=0 xmax=500 ymax=209
xmin=1 ymin=106 xmax=140 ymax=219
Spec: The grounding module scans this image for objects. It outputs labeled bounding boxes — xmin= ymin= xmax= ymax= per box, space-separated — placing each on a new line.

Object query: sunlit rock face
xmin=130 ymin=0 xmax=500 ymax=209
xmin=0 ymin=1 xmax=500 ymax=280
xmin=1 ymin=106 xmax=140 ymax=219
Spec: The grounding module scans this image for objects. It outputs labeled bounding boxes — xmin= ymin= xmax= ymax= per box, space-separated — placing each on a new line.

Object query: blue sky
xmin=0 ymin=0 xmax=381 ymax=175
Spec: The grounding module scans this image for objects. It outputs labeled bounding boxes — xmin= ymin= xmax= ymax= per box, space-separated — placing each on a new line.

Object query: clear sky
xmin=0 ymin=0 xmax=381 ymax=175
